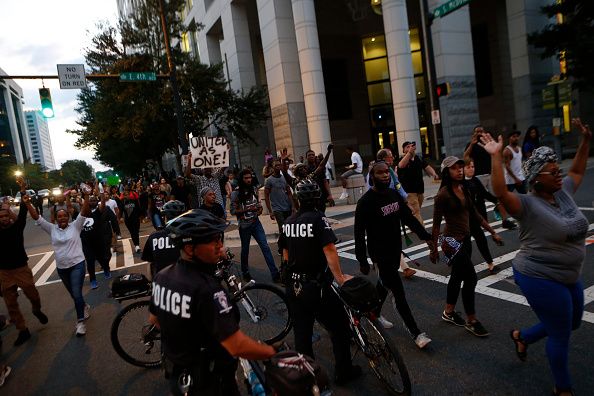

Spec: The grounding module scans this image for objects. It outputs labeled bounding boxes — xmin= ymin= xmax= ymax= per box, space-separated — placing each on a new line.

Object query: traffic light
xmin=39 ymin=88 xmax=55 ymax=118
xmin=436 ymin=82 xmax=451 ymax=98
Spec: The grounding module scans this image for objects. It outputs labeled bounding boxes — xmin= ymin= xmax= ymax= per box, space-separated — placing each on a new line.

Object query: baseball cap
xmin=401 ymin=141 xmax=416 ymax=149
xmin=440 ymin=156 xmax=465 ymax=172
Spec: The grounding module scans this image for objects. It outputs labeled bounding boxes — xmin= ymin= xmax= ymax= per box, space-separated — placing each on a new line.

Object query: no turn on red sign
xmin=57 ymin=64 xmax=87 ymax=89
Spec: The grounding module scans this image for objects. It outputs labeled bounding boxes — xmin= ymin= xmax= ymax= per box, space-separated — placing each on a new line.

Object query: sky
xmin=0 ymin=0 xmax=120 ymax=171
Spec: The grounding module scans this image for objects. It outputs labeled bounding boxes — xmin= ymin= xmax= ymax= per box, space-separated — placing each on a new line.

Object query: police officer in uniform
xmin=279 ymin=178 xmax=361 ymax=385
xmin=148 ymin=209 xmax=275 ymax=396
xmin=141 ymin=200 xmax=186 ymax=278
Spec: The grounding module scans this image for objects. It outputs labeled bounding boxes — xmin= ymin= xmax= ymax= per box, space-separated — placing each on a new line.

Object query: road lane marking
xmin=122 ymin=240 xmax=135 ymax=267
xmin=31 ymin=252 xmax=53 ymax=276
xmin=35 ymin=260 xmax=56 ymax=286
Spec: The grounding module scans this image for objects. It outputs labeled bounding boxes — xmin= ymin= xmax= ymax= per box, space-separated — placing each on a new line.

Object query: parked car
xmin=14 ymin=189 xmax=36 ymax=203
xmin=37 ymin=189 xmax=50 ymax=198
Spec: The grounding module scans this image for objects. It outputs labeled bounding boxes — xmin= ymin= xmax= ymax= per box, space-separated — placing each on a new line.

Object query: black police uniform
xmin=141 ymin=229 xmax=180 ymax=278
xmin=150 ymin=259 xmax=240 ymax=396
xmin=279 ymin=208 xmax=353 ymax=375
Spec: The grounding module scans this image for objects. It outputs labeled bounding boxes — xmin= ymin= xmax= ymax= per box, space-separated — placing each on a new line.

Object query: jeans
xmin=238 ymin=219 xmax=279 ymax=279
xmin=82 ymin=239 xmax=111 ymax=282
xmin=446 ymin=237 xmax=477 ymax=315
xmin=56 ymin=261 xmax=86 ymax=321
xmin=273 ymin=210 xmax=292 ymax=253
xmin=513 ymin=269 xmax=583 ymax=391
xmin=151 ymin=212 xmax=163 ymax=229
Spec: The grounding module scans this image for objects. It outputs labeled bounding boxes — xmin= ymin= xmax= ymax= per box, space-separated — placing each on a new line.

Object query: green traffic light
xmin=39 ymin=88 xmax=55 ymax=118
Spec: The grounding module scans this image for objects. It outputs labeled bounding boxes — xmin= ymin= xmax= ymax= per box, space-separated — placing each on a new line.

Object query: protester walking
xmin=264 ymin=158 xmax=296 ymax=255
xmin=121 ymin=187 xmax=142 ymax=253
xmin=504 ymin=131 xmax=527 ymax=193
xmin=28 ymin=187 xmax=92 ymax=337
xmin=80 ymin=194 xmax=112 ymax=289
xmin=0 ymin=179 xmax=48 ymax=346
xmin=480 ymin=118 xmax=590 ymax=396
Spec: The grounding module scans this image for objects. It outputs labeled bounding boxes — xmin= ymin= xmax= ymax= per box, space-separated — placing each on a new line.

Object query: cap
xmin=440 ymin=156 xmax=465 ymax=172
xmin=508 ymin=130 xmax=521 ymax=137
xmin=401 ymin=141 xmax=415 ymax=149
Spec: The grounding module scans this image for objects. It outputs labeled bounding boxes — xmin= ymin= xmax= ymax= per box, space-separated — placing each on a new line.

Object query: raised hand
xmin=572 ymin=118 xmax=592 ymax=139
xmin=327 ymin=143 xmax=334 ymax=152
xmin=478 ymin=133 xmax=503 ymax=156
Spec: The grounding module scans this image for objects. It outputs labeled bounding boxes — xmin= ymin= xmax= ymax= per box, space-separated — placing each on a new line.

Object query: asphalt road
xmin=1 ymin=167 xmax=594 ymax=395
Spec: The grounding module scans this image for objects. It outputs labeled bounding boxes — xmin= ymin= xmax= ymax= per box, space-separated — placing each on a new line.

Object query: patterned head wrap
xmin=522 ymin=146 xmax=558 ymax=184
xmin=200 ymin=186 xmax=214 ymax=199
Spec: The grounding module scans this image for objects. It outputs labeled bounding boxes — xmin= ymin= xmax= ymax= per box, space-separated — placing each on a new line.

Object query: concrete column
xmin=381 ymin=0 xmax=421 ymax=155
xmin=506 ymin=0 xmax=558 ymax=134
xmin=429 ymin=0 xmax=480 ymax=157
xmin=256 ymin=0 xmax=309 ymax=160
xmin=221 ymin=2 xmax=257 ymax=91
xmin=290 ymin=0 xmax=332 ymax=158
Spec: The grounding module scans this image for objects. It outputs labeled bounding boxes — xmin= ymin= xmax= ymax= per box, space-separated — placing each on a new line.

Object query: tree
xmin=60 ymin=160 xmax=94 ymax=185
xmin=528 ymin=0 xmax=594 ymax=88
xmin=68 ymin=0 xmax=268 ymax=174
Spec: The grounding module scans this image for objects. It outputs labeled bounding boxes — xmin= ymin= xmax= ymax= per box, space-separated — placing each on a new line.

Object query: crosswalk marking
xmin=122 ymin=239 xmax=135 ymax=267
xmin=35 ymin=260 xmax=56 ymax=286
xmin=31 ymin=252 xmax=52 ymax=275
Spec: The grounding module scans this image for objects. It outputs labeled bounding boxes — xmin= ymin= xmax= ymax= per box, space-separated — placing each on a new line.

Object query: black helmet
xmin=161 ymin=200 xmax=186 ymax=219
xmin=165 ymin=209 xmax=228 ymax=246
xmin=265 ymin=351 xmax=330 ymax=396
xmin=295 ymin=178 xmax=320 ymax=203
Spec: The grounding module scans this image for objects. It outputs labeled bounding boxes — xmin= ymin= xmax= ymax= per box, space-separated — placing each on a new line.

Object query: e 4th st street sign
xmin=57 ymin=64 xmax=87 ymax=89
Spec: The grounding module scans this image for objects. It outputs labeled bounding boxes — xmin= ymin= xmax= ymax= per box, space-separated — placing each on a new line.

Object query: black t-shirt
xmin=80 ymin=208 xmax=106 ymax=242
xmin=1 ymin=202 xmax=28 ymax=269
xmin=278 ymin=209 xmax=336 ymax=276
xmin=199 ymin=203 xmax=226 ymax=220
xmin=465 ymin=176 xmax=497 ymax=219
xmin=122 ymin=197 xmax=141 ymax=220
xmin=355 ymin=188 xmax=430 ymax=263
xmin=397 ymin=155 xmax=428 ymax=194
xmin=150 ymin=192 xmax=166 ymax=214
xmin=465 ymin=142 xmax=491 ymax=175
xmin=149 ymin=260 xmax=239 ymax=368
xmin=142 ymin=229 xmax=180 ymax=274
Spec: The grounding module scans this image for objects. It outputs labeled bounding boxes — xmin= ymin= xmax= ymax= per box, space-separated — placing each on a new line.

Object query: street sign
xmin=542 ymin=86 xmax=555 ymax=110
xmin=120 ymin=72 xmax=157 ymax=82
xmin=431 ymin=110 xmax=441 ymax=125
xmin=542 ymin=80 xmax=572 ymax=110
xmin=57 ymin=64 xmax=87 ymax=89
xmin=433 ymin=0 xmax=471 ymax=19
xmin=557 ymin=80 xmax=571 ymax=105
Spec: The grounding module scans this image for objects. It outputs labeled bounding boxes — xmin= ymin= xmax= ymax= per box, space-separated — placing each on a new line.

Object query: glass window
xmin=364 ymin=58 xmax=389 ymax=82
xmin=409 ymin=28 xmax=421 ymax=52
xmin=415 ymin=76 xmax=426 ymax=99
xmin=367 ymin=82 xmax=392 ymax=106
xmin=362 ymin=36 xmax=387 ymax=60
xmin=411 ymin=51 xmax=423 ymax=75
xmin=181 ymin=32 xmax=191 ymax=53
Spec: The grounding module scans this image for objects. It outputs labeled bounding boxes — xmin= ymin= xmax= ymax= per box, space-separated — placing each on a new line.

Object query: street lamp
xmin=14 ymin=170 xmax=22 ymax=177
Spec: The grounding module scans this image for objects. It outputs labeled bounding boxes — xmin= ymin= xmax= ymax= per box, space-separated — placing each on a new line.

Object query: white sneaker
xmin=135 ymin=246 xmax=141 ymax=253
xmin=83 ymin=304 xmax=91 ymax=320
xmin=75 ymin=321 xmax=86 ymax=337
xmin=0 ymin=365 xmax=11 ymax=387
xmin=414 ymin=332 xmax=432 ymax=349
xmin=116 ymin=235 xmax=122 ymax=240
xmin=339 ymin=192 xmax=348 ymax=200
xmin=378 ymin=316 xmax=394 ymax=329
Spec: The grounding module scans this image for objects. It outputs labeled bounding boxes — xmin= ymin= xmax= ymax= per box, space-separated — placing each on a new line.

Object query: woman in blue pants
xmin=481 ymin=119 xmax=591 ymax=396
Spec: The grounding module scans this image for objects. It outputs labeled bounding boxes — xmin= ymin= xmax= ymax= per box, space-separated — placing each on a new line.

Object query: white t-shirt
xmin=351 ymin=152 xmax=363 ymax=173
xmin=105 ymin=199 xmax=118 ymax=215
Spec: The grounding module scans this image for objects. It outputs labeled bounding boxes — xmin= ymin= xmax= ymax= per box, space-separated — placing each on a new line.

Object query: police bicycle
xmin=110 ymin=252 xmax=292 ymax=368
xmin=332 ymin=278 xmax=412 ymax=395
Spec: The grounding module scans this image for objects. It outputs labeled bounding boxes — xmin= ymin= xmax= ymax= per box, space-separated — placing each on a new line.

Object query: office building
xmin=25 ymin=110 xmax=56 ymax=171
xmin=0 ymin=66 xmax=30 ymax=164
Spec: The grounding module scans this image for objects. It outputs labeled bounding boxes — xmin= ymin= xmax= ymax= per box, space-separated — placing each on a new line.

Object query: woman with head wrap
xmin=480 ymin=119 xmax=591 ymax=396
xmin=199 ymin=187 xmax=225 ymax=220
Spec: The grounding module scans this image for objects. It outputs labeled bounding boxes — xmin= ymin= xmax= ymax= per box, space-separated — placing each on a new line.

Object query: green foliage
xmin=60 ymin=160 xmax=94 ymax=185
xmin=528 ymin=0 xmax=594 ymax=88
xmin=68 ymin=0 xmax=268 ymax=174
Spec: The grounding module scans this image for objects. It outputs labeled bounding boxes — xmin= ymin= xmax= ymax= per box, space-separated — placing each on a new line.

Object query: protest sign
xmin=189 ymin=136 xmax=229 ymax=168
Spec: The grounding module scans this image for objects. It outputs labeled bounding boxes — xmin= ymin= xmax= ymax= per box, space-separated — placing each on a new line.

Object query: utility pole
xmin=419 ymin=0 xmax=443 ymax=160
xmin=158 ymin=0 xmax=188 ymax=158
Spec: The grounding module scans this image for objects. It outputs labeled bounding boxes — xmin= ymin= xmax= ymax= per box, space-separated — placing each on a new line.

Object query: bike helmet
xmin=165 ymin=209 xmax=228 ymax=246
xmin=161 ymin=200 xmax=186 ymax=219
xmin=295 ymin=178 xmax=321 ymax=203
xmin=265 ymin=351 xmax=330 ymax=396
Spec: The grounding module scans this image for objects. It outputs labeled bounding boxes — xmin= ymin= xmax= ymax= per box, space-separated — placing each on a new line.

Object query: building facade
xmin=121 ymin=0 xmax=582 ymax=170
xmin=24 ymin=110 xmax=56 ymax=171
xmin=0 ymin=67 xmax=30 ymax=165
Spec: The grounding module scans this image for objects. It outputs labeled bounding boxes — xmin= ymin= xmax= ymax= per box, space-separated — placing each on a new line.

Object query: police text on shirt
xmin=152 ymin=283 xmax=192 ymax=318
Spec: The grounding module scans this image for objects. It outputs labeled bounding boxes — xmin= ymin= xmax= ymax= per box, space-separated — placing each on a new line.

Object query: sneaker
xmin=90 ymin=279 xmax=98 ymax=289
xmin=0 ymin=365 xmax=11 ymax=387
xmin=403 ymin=268 xmax=416 ymax=278
xmin=441 ymin=310 xmax=466 ymax=327
xmin=84 ymin=304 xmax=91 ymax=320
xmin=414 ymin=332 xmax=432 ymax=349
xmin=75 ymin=321 xmax=86 ymax=337
xmin=135 ymin=246 xmax=141 ymax=253
xmin=501 ymin=219 xmax=517 ymax=229
xmin=378 ymin=316 xmax=394 ymax=329
xmin=465 ymin=320 xmax=489 ymax=337
xmin=339 ymin=192 xmax=349 ymax=200
xmin=33 ymin=310 xmax=48 ymax=325
xmin=116 ymin=235 xmax=122 ymax=240
xmin=13 ymin=328 xmax=31 ymax=346
xmin=335 ymin=365 xmax=362 ymax=385
xmin=104 ymin=270 xmax=112 ymax=279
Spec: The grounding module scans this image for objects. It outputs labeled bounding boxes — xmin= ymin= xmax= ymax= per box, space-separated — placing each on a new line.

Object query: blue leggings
xmin=513 ymin=268 xmax=583 ymax=391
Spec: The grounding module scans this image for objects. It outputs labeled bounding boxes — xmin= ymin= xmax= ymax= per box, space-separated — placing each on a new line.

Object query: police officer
xmin=279 ymin=178 xmax=361 ymax=385
xmin=141 ymin=200 xmax=186 ymax=278
xmin=148 ymin=209 xmax=275 ymax=396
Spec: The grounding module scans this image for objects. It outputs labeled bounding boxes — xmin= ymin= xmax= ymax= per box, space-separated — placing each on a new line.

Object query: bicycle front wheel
xmin=235 ymin=284 xmax=292 ymax=344
xmin=358 ymin=316 xmax=411 ymax=395
xmin=111 ymin=300 xmax=162 ymax=368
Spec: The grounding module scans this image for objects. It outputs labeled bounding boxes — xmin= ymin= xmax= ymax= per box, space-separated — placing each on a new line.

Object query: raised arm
xmin=480 ymin=134 xmax=522 ymax=217
xmin=185 ymin=153 xmax=193 ymax=177
xmin=568 ymin=118 xmax=592 ymax=191
xmin=313 ymin=144 xmax=334 ymax=176
xmin=79 ymin=192 xmax=92 ymax=218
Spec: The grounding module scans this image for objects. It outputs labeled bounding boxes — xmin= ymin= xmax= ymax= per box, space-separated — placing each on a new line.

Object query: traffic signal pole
xmin=420 ymin=0 xmax=443 ymax=160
